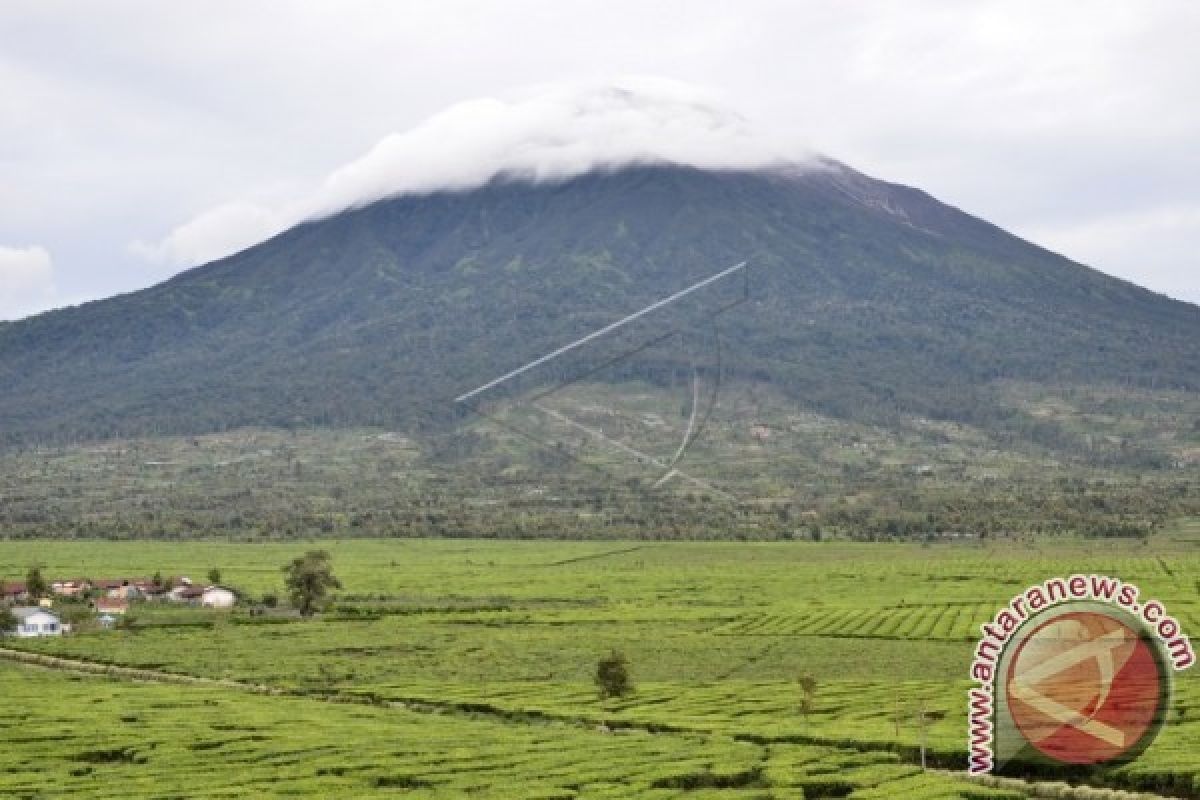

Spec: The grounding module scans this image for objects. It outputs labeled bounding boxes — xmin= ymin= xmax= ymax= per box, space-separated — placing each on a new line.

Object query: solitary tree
xmin=0 ymin=607 xmax=16 ymax=634
xmin=282 ymin=550 xmax=341 ymax=617
xmin=595 ymin=650 xmax=633 ymax=699
xmin=207 ymin=567 xmax=222 ymax=586
xmin=798 ymin=672 xmax=818 ymax=722
xmin=152 ymin=571 xmax=165 ymax=589
xmin=25 ymin=565 xmax=48 ymax=599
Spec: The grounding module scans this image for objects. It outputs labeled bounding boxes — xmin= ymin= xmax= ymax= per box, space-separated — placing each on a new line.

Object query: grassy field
xmin=2 ymin=529 xmax=1199 ymax=797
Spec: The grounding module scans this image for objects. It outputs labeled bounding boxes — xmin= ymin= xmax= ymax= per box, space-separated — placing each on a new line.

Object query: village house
xmin=163 ymin=584 xmax=236 ymax=607
xmin=51 ymin=579 xmax=90 ymax=598
xmin=145 ymin=576 xmax=192 ymax=599
xmin=93 ymin=578 xmax=162 ymax=600
xmin=88 ymin=575 xmax=192 ymax=601
xmin=169 ymin=585 xmax=205 ymax=603
xmin=114 ymin=581 xmax=145 ymax=600
xmin=112 ymin=584 xmax=143 ymax=600
xmin=92 ymin=597 xmax=129 ymax=616
xmin=132 ymin=579 xmax=165 ymax=599
xmin=6 ymin=607 xmax=63 ymax=637
xmin=91 ymin=578 xmax=125 ymax=596
xmin=200 ymin=586 xmax=237 ymax=609
xmin=1 ymin=582 xmax=28 ymax=602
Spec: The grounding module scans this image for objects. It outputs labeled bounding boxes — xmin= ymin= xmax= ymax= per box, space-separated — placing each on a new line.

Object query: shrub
xmin=595 ymin=649 xmax=633 ymax=699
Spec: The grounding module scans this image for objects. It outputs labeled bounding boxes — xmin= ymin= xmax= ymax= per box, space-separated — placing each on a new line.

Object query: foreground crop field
xmin=2 ymin=665 xmax=1037 ymax=800
xmin=2 ymin=529 xmax=1199 ymax=797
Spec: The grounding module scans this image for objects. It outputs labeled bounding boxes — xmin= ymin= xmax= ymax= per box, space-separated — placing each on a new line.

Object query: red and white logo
xmin=968 ymin=576 xmax=1191 ymax=775
xmin=1005 ymin=610 xmax=1165 ymax=765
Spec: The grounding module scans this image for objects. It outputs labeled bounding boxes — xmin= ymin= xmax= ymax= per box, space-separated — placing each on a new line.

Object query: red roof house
xmin=92 ymin=597 xmax=129 ymax=615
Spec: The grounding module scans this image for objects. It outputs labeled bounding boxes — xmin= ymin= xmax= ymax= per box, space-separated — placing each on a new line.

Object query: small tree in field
xmin=25 ymin=565 xmax=48 ymax=599
xmin=207 ymin=567 xmax=222 ymax=586
xmin=595 ymin=650 xmax=633 ymax=699
xmin=0 ymin=607 xmax=16 ymax=634
xmin=282 ymin=550 xmax=341 ymax=617
xmin=798 ymin=672 xmax=818 ymax=722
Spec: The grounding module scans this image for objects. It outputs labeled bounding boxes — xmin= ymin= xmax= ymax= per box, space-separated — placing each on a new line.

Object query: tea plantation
xmin=2 ymin=530 xmax=1198 ymax=798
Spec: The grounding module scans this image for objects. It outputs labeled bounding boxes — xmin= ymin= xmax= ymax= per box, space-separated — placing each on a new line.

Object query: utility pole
xmin=918 ymin=698 xmax=928 ymax=770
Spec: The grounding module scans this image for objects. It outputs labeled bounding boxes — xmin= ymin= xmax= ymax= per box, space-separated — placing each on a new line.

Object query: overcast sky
xmin=2 ymin=1 xmax=1198 ymax=321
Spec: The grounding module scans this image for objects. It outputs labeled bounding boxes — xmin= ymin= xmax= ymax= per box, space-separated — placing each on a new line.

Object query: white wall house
xmin=168 ymin=585 xmax=202 ymax=603
xmin=200 ymin=587 xmax=236 ymax=609
xmin=7 ymin=607 xmax=62 ymax=637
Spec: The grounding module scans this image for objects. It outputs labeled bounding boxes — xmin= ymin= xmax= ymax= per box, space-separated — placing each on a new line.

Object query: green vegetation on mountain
xmin=1 ymin=380 xmax=1196 ymax=541
xmin=1 ymin=163 xmax=1197 ymax=539
xmin=1 ymin=163 xmax=1197 ymax=447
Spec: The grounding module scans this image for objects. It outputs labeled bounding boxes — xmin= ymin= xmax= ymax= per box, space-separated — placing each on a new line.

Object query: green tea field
xmin=2 ymin=529 xmax=1199 ymax=798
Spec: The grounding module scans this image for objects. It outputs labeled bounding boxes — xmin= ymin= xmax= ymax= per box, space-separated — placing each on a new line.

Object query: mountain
xmin=1 ymin=161 xmax=1198 ymax=450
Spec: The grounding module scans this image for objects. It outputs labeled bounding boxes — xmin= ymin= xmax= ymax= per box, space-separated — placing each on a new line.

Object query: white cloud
xmin=4 ymin=2 xmax=1200 ymax=302
xmin=129 ymin=78 xmax=812 ymax=267
xmin=0 ymin=245 xmax=56 ymax=320
xmin=310 ymin=78 xmax=806 ymax=214
xmin=130 ymin=201 xmax=286 ymax=268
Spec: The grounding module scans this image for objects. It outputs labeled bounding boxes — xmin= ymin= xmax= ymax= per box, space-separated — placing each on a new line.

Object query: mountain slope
xmin=1 ymin=162 xmax=1198 ymax=448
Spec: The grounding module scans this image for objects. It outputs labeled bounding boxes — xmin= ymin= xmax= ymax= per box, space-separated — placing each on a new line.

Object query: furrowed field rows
xmin=4 ymin=540 xmax=1199 ymax=613
xmin=379 ymin=679 xmax=1200 ymax=795
xmin=711 ymin=604 xmax=1000 ymax=641
xmin=3 ymin=537 xmax=1199 ymax=797
xmin=0 ymin=666 xmax=1028 ymax=800
xmin=714 ymin=602 xmax=1200 ymax=641
xmin=11 ymin=606 xmax=977 ymax=686
xmin=351 ymin=679 xmax=971 ymax=752
xmin=347 ymin=677 xmax=1200 ymax=783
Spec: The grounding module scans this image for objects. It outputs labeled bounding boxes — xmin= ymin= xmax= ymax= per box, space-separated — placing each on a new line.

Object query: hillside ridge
xmin=1 ymin=163 xmax=1197 ymax=448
